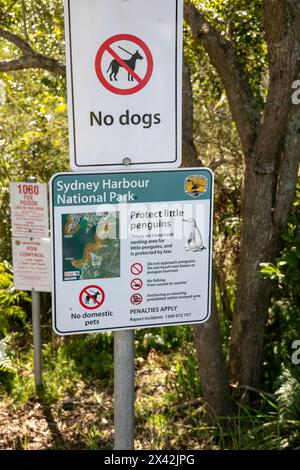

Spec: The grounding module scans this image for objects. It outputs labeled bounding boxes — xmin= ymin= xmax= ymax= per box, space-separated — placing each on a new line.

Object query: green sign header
xmin=51 ymin=169 xmax=213 ymax=207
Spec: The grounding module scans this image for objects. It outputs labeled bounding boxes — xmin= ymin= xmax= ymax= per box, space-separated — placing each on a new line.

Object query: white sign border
xmin=50 ymin=168 xmax=214 ymax=336
xmin=64 ymin=0 xmax=183 ymax=171
xmin=10 ymin=182 xmax=49 ymax=238
xmin=12 ymin=236 xmax=52 ymax=293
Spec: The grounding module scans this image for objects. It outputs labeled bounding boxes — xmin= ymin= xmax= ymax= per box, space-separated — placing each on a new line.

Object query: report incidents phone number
xmin=165 ymin=312 xmax=192 ymax=319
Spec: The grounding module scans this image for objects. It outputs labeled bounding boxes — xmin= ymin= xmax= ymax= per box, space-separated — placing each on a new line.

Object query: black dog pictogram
xmin=85 ymin=290 xmax=101 ymax=305
xmin=106 ymin=46 xmax=143 ymax=82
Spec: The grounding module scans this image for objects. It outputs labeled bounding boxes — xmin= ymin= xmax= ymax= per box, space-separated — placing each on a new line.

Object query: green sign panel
xmin=50 ymin=168 xmax=213 ymax=335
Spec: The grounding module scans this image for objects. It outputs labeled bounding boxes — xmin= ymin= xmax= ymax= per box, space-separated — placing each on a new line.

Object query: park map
xmin=62 ymin=212 xmax=120 ymax=281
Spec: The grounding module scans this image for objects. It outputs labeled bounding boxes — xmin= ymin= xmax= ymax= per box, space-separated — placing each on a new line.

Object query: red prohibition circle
xmin=130 ymin=293 xmax=143 ymax=306
xmin=95 ymin=34 xmax=154 ymax=95
xmin=79 ymin=285 xmax=105 ymax=310
xmin=130 ymin=278 xmax=143 ymax=291
xmin=130 ymin=263 xmax=143 ymax=275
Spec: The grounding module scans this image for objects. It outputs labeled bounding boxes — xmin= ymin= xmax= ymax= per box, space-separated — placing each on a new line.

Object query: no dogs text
xmin=90 ymin=109 xmax=161 ymax=129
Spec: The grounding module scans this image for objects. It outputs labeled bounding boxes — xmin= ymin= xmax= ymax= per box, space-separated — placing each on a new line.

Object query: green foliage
xmin=260 ymin=188 xmax=300 ymax=300
xmin=260 ymin=189 xmax=300 ymax=389
xmin=0 ymin=337 xmax=13 ymax=372
xmin=185 ymin=3 xmax=249 ymax=341
xmin=191 ymin=0 xmax=267 ymax=103
xmin=275 ymin=368 xmax=300 ymax=422
xmin=135 ymin=326 xmax=194 ymax=357
xmin=39 ymin=342 xmax=83 ymax=403
xmin=0 ymin=0 xmax=65 ymax=60
xmin=3 ymin=340 xmax=83 ymax=404
xmin=0 ymin=69 xmax=69 ymax=259
xmin=0 ymin=1 xmax=69 ymax=261
xmin=166 ymin=344 xmax=202 ymax=401
xmin=173 ymin=345 xmax=202 ymax=399
xmin=0 ymin=262 xmax=31 ymax=337
xmin=0 ymin=336 xmax=16 ymax=391
xmin=83 ymin=425 xmax=104 ymax=451
xmin=61 ymin=333 xmax=114 ymax=382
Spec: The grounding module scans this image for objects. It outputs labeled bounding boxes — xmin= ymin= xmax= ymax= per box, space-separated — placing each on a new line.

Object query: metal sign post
xmin=114 ymin=330 xmax=135 ymax=450
xmin=10 ymin=173 xmax=51 ymax=387
xmin=26 ymin=176 xmax=42 ymax=388
xmin=31 ymin=289 xmax=42 ymax=387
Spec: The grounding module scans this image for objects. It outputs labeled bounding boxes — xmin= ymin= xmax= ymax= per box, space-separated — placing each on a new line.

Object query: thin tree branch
xmin=0 ymin=26 xmax=33 ymax=55
xmin=182 ymin=56 xmax=199 ymax=166
xmin=21 ymin=0 xmax=29 ymax=43
xmin=0 ymin=27 xmax=65 ymax=76
xmin=231 ymin=383 xmax=275 ymax=400
xmin=184 ymin=1 xmax=260 ymax=158
xmin=0 ymin=55 xmax=66 ymax=76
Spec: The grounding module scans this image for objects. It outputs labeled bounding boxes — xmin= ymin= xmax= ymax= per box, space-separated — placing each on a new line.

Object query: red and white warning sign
xmin=79 ymin=285 xmax=105 ymax=310
xmin=12 ymin=237 xmax=51 ymax=292
xmin=130 ymin=278 xmax=143 ymax=291
xmin=130 ymin=263 xmax=143 ymax=276
xmin=10 ymin=182 xmax=49 ymax=238
xmin=95 ymin=34 xmax=153 ymax=96
xmin=64 ymin=0 xmax=183 ymax=171
xmin=130 ymin=293 xmax=143 ymax=306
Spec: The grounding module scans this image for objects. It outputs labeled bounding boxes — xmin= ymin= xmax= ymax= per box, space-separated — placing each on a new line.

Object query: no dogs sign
xmin=64 ymin=0 xmax=183 ymax=171
xmin=95 ymin=34 xmax=154 ymax=96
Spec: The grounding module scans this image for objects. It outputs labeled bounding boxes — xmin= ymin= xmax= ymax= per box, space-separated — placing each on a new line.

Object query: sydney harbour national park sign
xmin=50 ymin=169 xmax=213 ymax=335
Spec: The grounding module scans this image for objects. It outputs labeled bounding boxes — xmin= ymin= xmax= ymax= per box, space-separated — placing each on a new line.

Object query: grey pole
xmin=27 ymin=176 xmax=42 ymax=388
xmin=114 ymin=330 xmax=135 ymax=450
xmin=31 ymin=289 xmax=42 ymax=387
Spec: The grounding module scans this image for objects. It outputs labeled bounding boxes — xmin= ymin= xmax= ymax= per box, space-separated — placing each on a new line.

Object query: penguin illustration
xmin=96 ymin=218 xmax=110 ymax=240
xmin=183 ymin=218 xmax=206 ymax=252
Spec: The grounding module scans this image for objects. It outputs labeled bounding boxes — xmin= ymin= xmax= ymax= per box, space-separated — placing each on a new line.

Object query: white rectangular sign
xmin=10 ymin=182 xmax=49 ymax=238
xmin=12 ymin=237 xmax=52 ymax=292
xmin=50 ymin=169 xmax=213 ymax=335
xmin=64 ymin=0 xmax=183 ymax=171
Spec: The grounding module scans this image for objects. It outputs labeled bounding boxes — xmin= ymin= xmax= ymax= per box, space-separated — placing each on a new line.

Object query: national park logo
xmin=15 ymin=240 xmax=21 ymax=246
xmin=184 ymin=175 xmax=208 ymax=198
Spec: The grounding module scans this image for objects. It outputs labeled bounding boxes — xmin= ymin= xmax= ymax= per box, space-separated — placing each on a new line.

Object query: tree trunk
xmin=229 ymin=0 xmax=300 ymax=393
xmin=229 ymin=162 xmax=277 ymax=391
xmin=182 ymin=58 xmax=198 ymax=167
xmin=183 ymin=58 xmax=233 ymax=419
xmin=185 ymin=0 xmax=300 ymax=398
xmin=193 ymin=274 xmax=233 ymax=420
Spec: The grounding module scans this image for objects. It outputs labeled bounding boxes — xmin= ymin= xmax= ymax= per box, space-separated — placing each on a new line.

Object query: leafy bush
xmin=275 ymin=368 xmax=300 ymax=421
xmin=135 ymin=326 xmax=194 ymax=357
xmin=260 ymin=189 xmax=300 ymax=407
xmin=173 ymin=345 xmax=202 ymax=400
xmin=0 ymin=262 xmax=31 ymax=338
xmin=61 ymin=333 xmax=114 ymax=382
xmin=260 ymin=187 xmax=300 ymax=301
xmin=0 ymin=336 xmax=16 ymax=390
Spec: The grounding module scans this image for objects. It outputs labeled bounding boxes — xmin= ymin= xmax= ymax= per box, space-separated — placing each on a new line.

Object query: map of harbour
xmin=62 ymin=212 xmax=120 ymax=281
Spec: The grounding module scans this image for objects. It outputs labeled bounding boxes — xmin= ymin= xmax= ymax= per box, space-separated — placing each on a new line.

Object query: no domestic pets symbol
xmin=79 ymin=285 xmax=105 ymax=310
